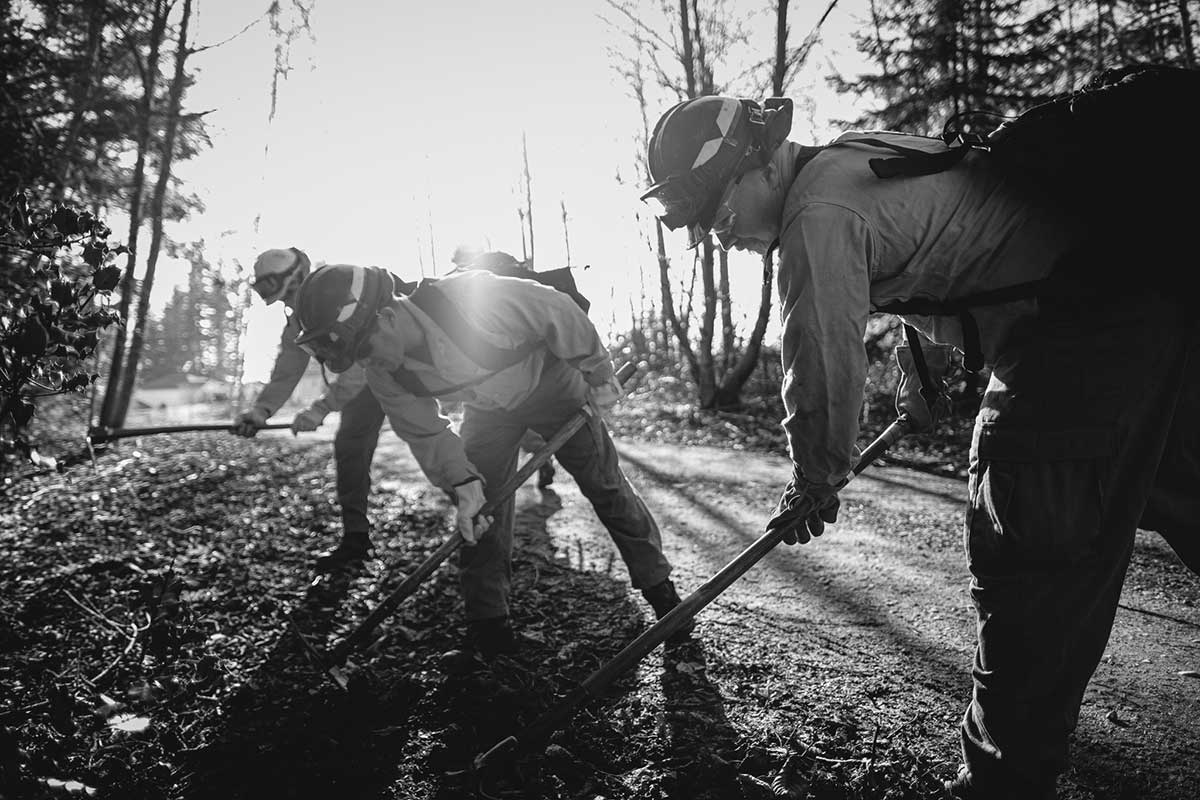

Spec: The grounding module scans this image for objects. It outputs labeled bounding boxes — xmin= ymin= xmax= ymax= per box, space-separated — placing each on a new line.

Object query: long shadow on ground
xmin=180 ymin=561 xmax=422 ymax=800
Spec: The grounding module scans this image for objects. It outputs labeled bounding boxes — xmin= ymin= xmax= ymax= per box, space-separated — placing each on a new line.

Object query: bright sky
xmin=160 ymin=0 xmax=873 ymax=383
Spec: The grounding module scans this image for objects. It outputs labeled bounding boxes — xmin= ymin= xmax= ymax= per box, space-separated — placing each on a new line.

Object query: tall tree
xmin=607 ymin=0 xmax=832 ymax=408
xmin=110 ymin=0 xmax=193 ymax=428
xmin=98 ymin=0 xmax=167 ymax=426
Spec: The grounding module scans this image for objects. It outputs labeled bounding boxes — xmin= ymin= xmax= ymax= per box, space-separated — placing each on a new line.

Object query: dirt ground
xmin=1 ymin=415 xmax=1198 ymax=800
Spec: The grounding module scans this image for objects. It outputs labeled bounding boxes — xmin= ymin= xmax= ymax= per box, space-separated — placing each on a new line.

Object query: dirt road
xmin=362 ymin=426 xmax=1200 ymax=799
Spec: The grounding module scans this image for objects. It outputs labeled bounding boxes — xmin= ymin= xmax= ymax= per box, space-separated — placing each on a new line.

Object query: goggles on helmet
xmin=640 ymin=146 xmax=753 ymax=249
xmin=252 ymin=256 xmax=304 ymax=302
xmin=295 ymin=308 xmax=383 ymax=374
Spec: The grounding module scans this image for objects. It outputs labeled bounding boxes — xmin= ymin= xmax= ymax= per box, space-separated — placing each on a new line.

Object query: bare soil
xmin=1 ymin=404 xmax=1197 ymax=800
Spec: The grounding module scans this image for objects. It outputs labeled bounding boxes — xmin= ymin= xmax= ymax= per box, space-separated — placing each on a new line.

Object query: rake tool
xmin=469 ymin=414 xmax=912 ymax=775
xmin=87 ymin=421 xmax=294 ymax=444
xmin=298 ymin=361 xmax=640 ymax=690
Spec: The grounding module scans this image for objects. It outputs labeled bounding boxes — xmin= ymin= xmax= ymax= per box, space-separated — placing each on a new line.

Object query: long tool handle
xmin=88 ymin=422 xmax=294 ymax=443
xmin=328 ymin=361 xmax=639 ymax=665
xmin=474 ymin=414 xmax=911 ymax=768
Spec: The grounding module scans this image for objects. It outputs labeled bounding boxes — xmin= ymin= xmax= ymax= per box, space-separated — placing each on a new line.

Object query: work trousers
xmin=961 ymin=290 xmax=1200 ymax=797
xmin=457 ymin=360 xmax=672 ymax=621
xmin=333 ymin=388 xmax=386 ymax=537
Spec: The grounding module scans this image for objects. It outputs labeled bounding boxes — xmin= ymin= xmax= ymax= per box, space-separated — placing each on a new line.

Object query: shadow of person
xmin=180 ymin=543 xmax=421 ymax=800
xmin=424 ymin=485 xmax=660 ymax=798
xmin=657 ymin=637 xmax=742 ymax=799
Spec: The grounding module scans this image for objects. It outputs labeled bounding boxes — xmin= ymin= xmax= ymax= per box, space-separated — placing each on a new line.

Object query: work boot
xmin=537 ymin=461 xmax=555 ymax=489
xmin=641 ymin=578 xmax=694 ymax=643
xmin=942 ymin=765 xmax=1057 ymax=800
xmin=313 ymin=532 xmax=372 ymax=572
xmin=438 ymin=616 xmax=517 ymax=675
xmin=466 ymin=615 xmax=517 ymax=657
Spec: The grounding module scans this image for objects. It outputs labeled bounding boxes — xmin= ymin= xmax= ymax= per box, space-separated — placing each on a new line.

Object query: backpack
xmin=841 ymin=65 xmax=1199 ymax=387
xmin=388 ymin=267 xmax=592 ymax=398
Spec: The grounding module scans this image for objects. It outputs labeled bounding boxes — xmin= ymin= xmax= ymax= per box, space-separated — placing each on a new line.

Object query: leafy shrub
xmin=1 ymin=191 xmax=125 ymax=471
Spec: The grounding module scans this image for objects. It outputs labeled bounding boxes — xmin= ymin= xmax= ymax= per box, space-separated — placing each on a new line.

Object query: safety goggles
xmin=252 ymin=259 xmax=302 ymax=301
xmin=641 ymin=149 xmax=754 ymax=249
xmin=295 ymin=312 xmax=380 ymax=372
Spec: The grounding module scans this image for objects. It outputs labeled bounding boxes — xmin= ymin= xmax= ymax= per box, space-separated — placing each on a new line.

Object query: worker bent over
xmin=291 ymin=264 xmax=690 ymax=658
xmin=640 ymin=90 xmax=1199 ymax=799
xmin=232 ymin=247 xmax=390 ymax=572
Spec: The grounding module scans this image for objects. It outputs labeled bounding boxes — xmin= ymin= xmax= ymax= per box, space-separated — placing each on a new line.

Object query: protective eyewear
xmin=639 ymin=170 xmax=714 ymax=231
xmin=641 ymin=150 xmax=753 ymax=248
xmin=295 ymin=313 xmax=380 ymax=370
xmin=252 ymin=258 xmax=302 ymax=300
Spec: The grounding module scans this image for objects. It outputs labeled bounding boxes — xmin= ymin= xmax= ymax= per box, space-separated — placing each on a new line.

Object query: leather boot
xmin=641 ymin=578 xmax=694 ymax=643
xmin=313 ymin=531 xmax=372 ymax=572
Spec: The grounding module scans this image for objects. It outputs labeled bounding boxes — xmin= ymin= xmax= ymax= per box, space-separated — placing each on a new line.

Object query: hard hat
xmin=251 ymin=247 xmax=311 ymax=305
xmin=469 ymin=250 xmax=528 ymax=273
xmin=450 ymin=243 xmax=484 ymax=269
xmin=293 ymin=264 xmax=394 ymax=373
xmin=640 ymin=96 xmax=793 ymax=248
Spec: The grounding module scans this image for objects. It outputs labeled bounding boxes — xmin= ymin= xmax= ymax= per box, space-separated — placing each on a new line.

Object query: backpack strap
xmin=386 ymin=279 xmax=542 ymax=398
xmin=877 ymin=278 xmax=1051 ymax=373
xmin=827 ymin=134 xmax=984 ymax=179
xmin=902 ymin=324 xmax=941 ymax=411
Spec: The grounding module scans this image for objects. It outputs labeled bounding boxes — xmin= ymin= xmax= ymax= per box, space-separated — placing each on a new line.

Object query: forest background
xmin=4 ymin=0 xmax=1198 ymax=470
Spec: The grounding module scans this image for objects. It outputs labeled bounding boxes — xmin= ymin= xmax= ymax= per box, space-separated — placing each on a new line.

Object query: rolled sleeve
xmin=777 ymin=202 xmax=874 ymax=486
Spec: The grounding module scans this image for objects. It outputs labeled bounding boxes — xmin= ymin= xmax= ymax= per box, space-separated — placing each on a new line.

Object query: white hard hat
xmin=450 ymin=243 xmax=484 ymax=269
xmin=251 ymin=247 xmax=310 ymax=305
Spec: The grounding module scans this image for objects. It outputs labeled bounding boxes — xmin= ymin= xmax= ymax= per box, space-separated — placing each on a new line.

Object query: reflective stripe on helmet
xmin=691 ymin=98 xmax=741 ymax=169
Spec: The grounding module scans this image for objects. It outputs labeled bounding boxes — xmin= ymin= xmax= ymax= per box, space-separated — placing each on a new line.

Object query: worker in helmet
xmin=291 ymin=263 xmax=689 ymax=659
xmin=449 ymin=242 xmax=484 ymax=271
xmin=232 ymin=247 xmax=389 ymax=572
xmin=450 ymin=247 xmax=555 ymax=489
xmin=640 ymin=95 xmax=1199 ymax=799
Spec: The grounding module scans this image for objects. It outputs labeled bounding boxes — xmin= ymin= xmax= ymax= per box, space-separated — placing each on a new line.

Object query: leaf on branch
xmin=91 ymin=264 xmax=121 ymax=291
xmin=81 ymin=242 xmax=107 ymax=270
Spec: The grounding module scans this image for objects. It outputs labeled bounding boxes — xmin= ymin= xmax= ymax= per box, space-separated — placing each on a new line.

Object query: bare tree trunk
xmin=656 ymin=221 xmax=699 ymax=380
xmin=718 ymin=247 xmax=733 ymax=371
xmin=715 ymin=252 xmax=773 ymax=408
xmin=772 ymin=0 xmax=788 ymax=94
xmin=113 ymin=0 xmax=194 ymax=428
xmin=54 ymin=0 xmax=108 ymax=201
xmin=522 ymin=132 xmax=535 ymax=266
xmin=560 ymin=198 xmax=571 ymax=265
xmin=100 ymin=0 xmax=166 ymax=428
xmin=1180 ymin=0 xmax=1196 ymax=66
xmin=679 ymin=0 xmax=696 ymax=95
xmin=518 ymin=207 xmax=528 ymax=262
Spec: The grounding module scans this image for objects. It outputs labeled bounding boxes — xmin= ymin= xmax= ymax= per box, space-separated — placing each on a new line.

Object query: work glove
xmin=290 ymin=407 xmax=326 ymax=435
xmin=453 ymin=478 xmax=492 ymax=545
xmin=766 ymin=471 xmax=842 ymax=545
xmin=894 ymin=343 xmax=955 ymax=432
xmin=233 ymin=407 xmax=270 ymax=438
xmin=587 ymin=374 xmax=624 ymax=412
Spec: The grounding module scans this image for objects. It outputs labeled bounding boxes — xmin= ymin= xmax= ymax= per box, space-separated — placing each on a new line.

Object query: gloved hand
xmin=453 ymin=478 xmax=492 ymax=545
xmin=290 ymin=407 xmax=326 ymax=435
xmin=233 ymin=407 xmax=269 ymax=438
xmin=766 ymin=471 xmax=842 ymax=545
xmin=894 ymin=343 xmax=955 ymax=431
xmin=588 ymin=374 xmax=624 ymax=411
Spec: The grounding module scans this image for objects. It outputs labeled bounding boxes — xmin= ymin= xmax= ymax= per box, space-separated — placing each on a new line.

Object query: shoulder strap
xmin=826 ymin=134 xmax=981 ymax=179
xmin=408 ymin=279 xmax=540 ymax=371
xmin=386 ymin=278 xmax=540 ymax=398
